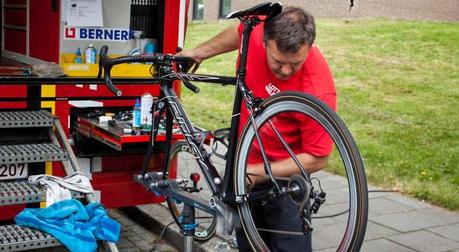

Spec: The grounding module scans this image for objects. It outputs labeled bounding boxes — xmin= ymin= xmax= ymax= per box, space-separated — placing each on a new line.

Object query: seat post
xmin=236 ymin=17 xmax=259 ymax=84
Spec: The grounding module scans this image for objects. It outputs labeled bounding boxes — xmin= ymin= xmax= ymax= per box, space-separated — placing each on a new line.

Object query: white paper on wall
xmin=67 ymin=0 xmax=104 ymax=27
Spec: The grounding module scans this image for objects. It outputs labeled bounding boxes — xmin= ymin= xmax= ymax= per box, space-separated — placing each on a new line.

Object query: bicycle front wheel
xmin=234 ymin=91 xmax=368 ymax=251
xmin=165 ymin=141 xmax=217 ymax=242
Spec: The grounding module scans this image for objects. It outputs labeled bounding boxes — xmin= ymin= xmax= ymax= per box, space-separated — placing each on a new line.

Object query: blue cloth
xmin=15 ymin=199 xmax=120 ymax=252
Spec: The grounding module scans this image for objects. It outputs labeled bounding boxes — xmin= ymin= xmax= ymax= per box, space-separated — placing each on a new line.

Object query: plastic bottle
xmin=85 ymin=44 xmax=97 ymax=64
xmin=140 ymin=93 xmax=153 ymax=131
xmin=144 ymin=43 xmax=155 ymax=54
xmin=132 ymin=98 xmax=141 ymax=129
xmin=74 ymin=48 xmax=82 ymax=63
xmin=143 ymin=43 xmax=155 ymax=65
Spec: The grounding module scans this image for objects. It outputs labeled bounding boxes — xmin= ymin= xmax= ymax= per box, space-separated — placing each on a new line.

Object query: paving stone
xmin=109 ymin=208 xmax=178 ymax=252
xmin=312 ymin=170 xmax=329 ymax=178
xmin=387 ymin=230 xmax=459 ymax=252
xmin=361 ymin=238 xmax=415 ymax=252
xmin=371 ymin=210 xmax=441 ymax=232
xmin=313 ymin=219 xmax=400 ymax=250
xmin=385 ymin=194 xmax=432 ymax=210
xmin=116 ymin=238 xmax=136 ymax=249
xmin=312 ymin=221 xmax=348 ymax=250
xmin=201 ymin=237 xmax=239 ymax=252
xmin=132 ymin=237 xmax=155 ymax=251
xmin=368 ymin=189 xmax=393 ymax=199
xmin=365 ymin=184 xmax=400 ymax=199
xmin=364 ymin=221 xmax=400 ymax=241
xmin=428 ymin=223 xmax=459 ymax=242
xmin=119 ymin=247 xmax=141 ymax=252
xmin=323 ymin=187 xmax=350 ymax=204
xmin=312 ymin=213 xmax=343 ymax=226
xmin=369 ymin=197 xmax=414 ymax=216
xmin=319 ymin=174 xmax=349 ymax=190
xmin=315 ymin=201 xmax=349 ymax=223
xmin=315 ymin=247 xmax=338 ymax=252
xmin=414 ymin=208 xmax=459 ymax=226
xmin=129 ymin=224 xmax=157 ymax=240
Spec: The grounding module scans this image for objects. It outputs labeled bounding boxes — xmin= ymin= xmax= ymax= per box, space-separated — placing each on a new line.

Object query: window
xmin=193 ymin=0 xmax=204 ymax=20
xmin=219 ymin=0 xmax=231 ymax=18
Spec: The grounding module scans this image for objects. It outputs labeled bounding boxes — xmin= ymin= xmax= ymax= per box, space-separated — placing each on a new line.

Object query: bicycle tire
xmin=234 ymin=91 xmax=368 ymax=251
xmin=165 ymin=141 xmax=217 ymax=242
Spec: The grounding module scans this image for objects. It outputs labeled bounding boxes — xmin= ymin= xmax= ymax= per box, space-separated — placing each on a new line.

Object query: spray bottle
xmin=74 ymin=48 xmax=82 ymax=63
xmin=132 ymin=98 xmax=141 ymax=129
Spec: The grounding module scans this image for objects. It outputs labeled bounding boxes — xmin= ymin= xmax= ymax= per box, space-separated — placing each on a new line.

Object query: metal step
xmin=0 ymin=224 xmax=61 ymax=251
xmin=0 ymin=143 xmax=68 ymax=165
xmin=0 ymin=181 xmax=43 ymax=206
xmin=0 ymin=111 xmax=54 ymax=129
xmin=0 ymin=181 xmax=85 ymax=206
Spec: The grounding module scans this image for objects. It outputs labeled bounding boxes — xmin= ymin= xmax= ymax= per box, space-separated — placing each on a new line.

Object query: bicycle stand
xmin=180 ymin=203 xmax=197 ymax=252
xmin=134 ymin=172 xmax=216 ymax=252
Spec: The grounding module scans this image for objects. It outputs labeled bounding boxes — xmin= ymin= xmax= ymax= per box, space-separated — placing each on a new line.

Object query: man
xmin=179 ymin=6 xmax=336 ymax=251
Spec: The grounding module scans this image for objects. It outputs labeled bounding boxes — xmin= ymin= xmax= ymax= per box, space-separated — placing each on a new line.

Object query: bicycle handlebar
xmin=97 ymin=45 xmax=197 ymax=96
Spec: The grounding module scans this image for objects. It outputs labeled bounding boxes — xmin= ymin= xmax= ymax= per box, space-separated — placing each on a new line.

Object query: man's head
xmin=263 ymin=7 xmax=316 ymax=80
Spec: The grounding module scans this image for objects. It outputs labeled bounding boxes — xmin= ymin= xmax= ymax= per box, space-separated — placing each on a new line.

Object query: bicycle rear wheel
xmin=165 ymin=141 xmax=217 ymax=242
xmin=234 ymin=91 xmax=368 ymax=251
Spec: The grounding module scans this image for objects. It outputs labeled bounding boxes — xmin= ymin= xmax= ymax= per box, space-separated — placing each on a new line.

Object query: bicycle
xmin=98 ymin=2 xmax=368 ymax=251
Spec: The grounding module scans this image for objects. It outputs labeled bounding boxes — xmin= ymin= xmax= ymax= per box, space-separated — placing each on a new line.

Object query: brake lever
xmin=105 ymin=75 xmax=122 ymax=96
xmin=99 ymin=45 xmax=122 ymax=96
xmin=97 ymin=45 xmax=109 ymax=79
xmin=183 ymin=79 xmax=200 ymax=94
xmin=175 ymin=47 xmax=200 ymax=94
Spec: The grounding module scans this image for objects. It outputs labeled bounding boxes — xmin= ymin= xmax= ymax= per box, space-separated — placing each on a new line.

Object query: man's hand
xmin=245 ymin=153 xmax=329 ymax=189
xmin=176 ymin=49 xmax=202 ymax=73
xmin=246 ymin=164 xmax=268 ymax=188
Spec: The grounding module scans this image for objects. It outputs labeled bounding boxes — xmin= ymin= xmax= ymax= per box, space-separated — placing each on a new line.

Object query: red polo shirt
xmin=237 ymin=22 xmax=337 ymax=163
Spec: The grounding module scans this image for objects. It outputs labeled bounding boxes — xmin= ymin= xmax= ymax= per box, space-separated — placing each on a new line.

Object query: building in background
xmin=188 ymin=0 xmax=459 ymax=22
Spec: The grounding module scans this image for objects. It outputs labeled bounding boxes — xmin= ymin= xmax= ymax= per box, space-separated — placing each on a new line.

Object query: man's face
xmin=265 ymin=40 xmax=310 ymax=80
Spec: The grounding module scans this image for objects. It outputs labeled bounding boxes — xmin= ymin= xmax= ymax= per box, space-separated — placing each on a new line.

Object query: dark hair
xmin=263 ymin=7 xmax=316 ymax=53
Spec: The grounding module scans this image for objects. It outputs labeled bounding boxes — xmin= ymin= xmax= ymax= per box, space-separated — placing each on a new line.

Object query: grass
xmin=180 ymin=19 xmax=459 ymax=210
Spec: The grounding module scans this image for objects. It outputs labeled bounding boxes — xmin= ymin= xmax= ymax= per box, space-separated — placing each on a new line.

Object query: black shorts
xmin=236 ymin=188 xmax=312 ymax=252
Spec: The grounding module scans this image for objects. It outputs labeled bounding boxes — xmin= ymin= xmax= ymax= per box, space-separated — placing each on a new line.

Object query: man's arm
xmin=247 ymin=152 xmax=328 ymax=186
xmin=177 ymin=24 xmax=240 ymax=66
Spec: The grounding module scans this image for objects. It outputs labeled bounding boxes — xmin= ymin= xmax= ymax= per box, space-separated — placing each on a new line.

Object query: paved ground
xmin=108 ymin=209 xmax=178 ymax=252
xmin=117 ymin=171 xmax=459 ymax=252
xmin=106 ymin=144 xmax=459 ymax=251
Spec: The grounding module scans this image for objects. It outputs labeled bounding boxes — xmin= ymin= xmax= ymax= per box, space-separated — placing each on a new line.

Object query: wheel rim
xmin=166 ymin=142 xmax=216 ymax=241
xmin=235 ymin=94 xmax=368 ymax=251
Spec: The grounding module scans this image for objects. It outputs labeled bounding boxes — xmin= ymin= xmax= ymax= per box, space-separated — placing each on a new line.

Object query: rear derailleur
xmin=288 ymin=174 xmax=326 ymax=235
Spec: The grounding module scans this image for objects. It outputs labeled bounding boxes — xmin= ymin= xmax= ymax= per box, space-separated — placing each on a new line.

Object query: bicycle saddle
xmin=226 ymin=2 xmax=282 ymax=20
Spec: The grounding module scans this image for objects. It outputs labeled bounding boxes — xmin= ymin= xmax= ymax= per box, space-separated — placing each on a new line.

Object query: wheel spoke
xmin=165 ymin=141 xmax=217 ymax=242
xmin=235 ymin=92 xmax=368 ymax=251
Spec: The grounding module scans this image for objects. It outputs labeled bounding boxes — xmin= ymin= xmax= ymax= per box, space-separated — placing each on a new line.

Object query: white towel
xmin=28 ymin=172 xmax=93 ymax=207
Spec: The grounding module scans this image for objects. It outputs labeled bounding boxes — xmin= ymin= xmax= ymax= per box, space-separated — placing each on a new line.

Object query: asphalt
xmin=111 ymin=148 xmax=459 ymax=252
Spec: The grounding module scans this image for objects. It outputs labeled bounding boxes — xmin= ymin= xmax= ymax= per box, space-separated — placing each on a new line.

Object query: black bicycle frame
xmin=140 ymin=17 xmax=260 ymax=206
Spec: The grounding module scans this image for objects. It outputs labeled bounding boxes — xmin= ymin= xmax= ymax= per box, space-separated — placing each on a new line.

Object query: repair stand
xmin=181 ymin=203 xmax=197 ymax=252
